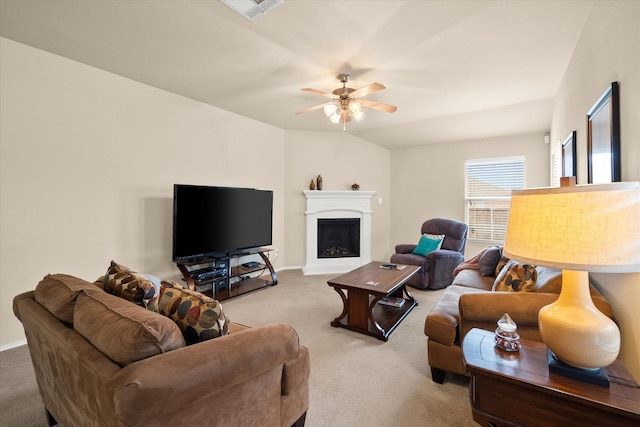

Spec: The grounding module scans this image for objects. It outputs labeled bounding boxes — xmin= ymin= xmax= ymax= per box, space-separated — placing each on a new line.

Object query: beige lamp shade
xmin=503 ymin=182 xmax=640 ymax=272
xmin=503 ymin=181 xmax=640 ymax=371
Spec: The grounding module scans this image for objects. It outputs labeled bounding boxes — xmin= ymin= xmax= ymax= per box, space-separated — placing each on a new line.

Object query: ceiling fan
xmin=296 ymin=74 xmax=397 ymax=126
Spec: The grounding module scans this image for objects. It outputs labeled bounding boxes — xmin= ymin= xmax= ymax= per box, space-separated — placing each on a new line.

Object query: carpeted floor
xmin=0 ymin=269 xmax=475 ymax=427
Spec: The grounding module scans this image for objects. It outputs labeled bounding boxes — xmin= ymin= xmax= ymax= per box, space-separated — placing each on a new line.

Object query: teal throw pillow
xmin=412 ymin=234 xmax=443 ymax=257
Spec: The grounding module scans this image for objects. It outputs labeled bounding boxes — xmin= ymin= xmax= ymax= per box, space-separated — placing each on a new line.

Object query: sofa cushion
xmin=412 ymin=234 xmax=444 ymax=256
xmin=159 ymin=280 xmax=229 ymax=345
xmin=100 ymin=261 xmax=160 ymax=312
xmin=74 ymin=287 xmax=185 ymax=366
xmin=34 ymin=274 xmax=102 ymax=324
xmin=451 ymin=268 xmax=495 ymax=290
xmin=478 ymin=245 xmax=502 ymax=277
xmin=492 ymin=260 xmax=537 ymax=292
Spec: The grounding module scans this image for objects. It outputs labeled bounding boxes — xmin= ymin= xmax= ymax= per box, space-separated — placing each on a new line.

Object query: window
xmin=465 ymin=156 xmax=525 ymax=242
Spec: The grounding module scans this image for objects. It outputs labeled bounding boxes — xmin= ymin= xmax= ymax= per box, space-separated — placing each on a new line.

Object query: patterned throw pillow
xmin=494 ymin=256 xmax=511 ymax=277
xmin=158 ymin=280 xmax=229 ymax=345
xmin=99 ymin=261 xmax=160 ymax=312
xmin=492 ymin=260 xmax=538 ymax=292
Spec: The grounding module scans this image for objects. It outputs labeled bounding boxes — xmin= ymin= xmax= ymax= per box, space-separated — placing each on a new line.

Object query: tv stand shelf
xmin=176 ymin=248 xmax=277 ymax=301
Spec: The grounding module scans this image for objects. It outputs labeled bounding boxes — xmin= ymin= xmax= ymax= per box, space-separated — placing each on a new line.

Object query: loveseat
xmin=424 ymin=246 xmax=613 ymax=384
xmin=13 ymin=271 xmax=309 ymax=426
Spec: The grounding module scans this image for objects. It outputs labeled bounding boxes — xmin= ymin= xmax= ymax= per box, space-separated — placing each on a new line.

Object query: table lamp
xmin=503 ymin=180 xmax=640 ymax=387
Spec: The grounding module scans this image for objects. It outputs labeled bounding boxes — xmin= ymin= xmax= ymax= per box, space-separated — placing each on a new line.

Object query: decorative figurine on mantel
xmin=351 ymin=183 xmax=360 ymax=190
xmin=309 ymin=179 xmax=315 ymax=190
xmin=316 ymin=175 xmax=323 ymax=190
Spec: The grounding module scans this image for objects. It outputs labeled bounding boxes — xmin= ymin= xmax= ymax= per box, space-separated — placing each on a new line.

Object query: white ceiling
xmin=0 ymin=0 xmax=594 ymax=149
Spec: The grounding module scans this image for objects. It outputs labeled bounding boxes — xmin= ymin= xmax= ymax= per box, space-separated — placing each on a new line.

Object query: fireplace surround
xmin=303 ymin=190 xmax=375 ymax=275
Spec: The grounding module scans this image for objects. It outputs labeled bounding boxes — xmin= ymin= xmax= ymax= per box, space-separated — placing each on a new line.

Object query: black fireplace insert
xmin=317 ymin=218 xmax=360 ymax=258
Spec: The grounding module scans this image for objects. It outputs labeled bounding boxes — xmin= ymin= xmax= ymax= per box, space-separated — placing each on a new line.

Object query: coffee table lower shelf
xmin=331 ymin=297 xmax=418 ymax=341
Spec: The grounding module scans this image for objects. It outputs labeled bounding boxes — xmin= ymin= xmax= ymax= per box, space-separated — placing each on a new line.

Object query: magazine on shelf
xmin=378 ymin=297 xmax=405 ymax=308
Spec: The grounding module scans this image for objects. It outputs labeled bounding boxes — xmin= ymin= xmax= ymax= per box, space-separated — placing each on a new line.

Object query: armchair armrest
xmin=394 ymin=244 xmax=417 ymax=254
xmin=425 ymin=249 xmax=464 ymax=289
xmin=427 ymin=249 xmax=464 ymax=263
xmin=109 ymin=323 xmax=302 ymax=424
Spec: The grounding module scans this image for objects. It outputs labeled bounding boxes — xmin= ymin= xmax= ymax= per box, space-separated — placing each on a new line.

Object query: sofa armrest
xmin=394 ymin=244 xmax=417 ymax=254
xmin=109 ymin=323 xmax=303 ymax=424
xmin=13 ymin=291 xmax=35 ymax=322
xmin=424 ymin=285 xmax=485 ymax=346
xmin=282 ymin=345 xmax=310 ymax=396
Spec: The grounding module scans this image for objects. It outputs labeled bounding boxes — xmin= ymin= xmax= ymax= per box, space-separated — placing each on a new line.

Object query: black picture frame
xmin=561 ymin=131 xmax=577 ymax=179
xmin=587 ymin=81 xmax=620 ymax=183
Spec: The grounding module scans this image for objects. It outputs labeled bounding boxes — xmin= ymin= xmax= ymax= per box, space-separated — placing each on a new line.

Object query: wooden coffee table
xmin=327 ymin=261 xmax=420 ymax=341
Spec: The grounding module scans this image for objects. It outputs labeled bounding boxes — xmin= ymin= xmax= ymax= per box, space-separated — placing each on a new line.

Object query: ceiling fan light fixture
xmin=297 ymin=73 xmax=396 ymax=128
xmin=348 ymin=100 xmax=361 ymax=114
xmin=329 ymin=112 xmax=341 ymax=124
xmin=324 ymin=102 xmax=338 ymax=117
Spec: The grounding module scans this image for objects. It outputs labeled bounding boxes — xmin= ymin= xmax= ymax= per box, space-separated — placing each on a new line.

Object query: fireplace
xmin=317 ymin=218 xmax=360 ymax=258
xmin=303 ymin=190 xmax=375 ymax=275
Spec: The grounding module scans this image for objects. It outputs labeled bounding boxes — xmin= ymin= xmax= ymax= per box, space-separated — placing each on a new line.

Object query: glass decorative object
xmin=494 ymin=313 xmax=521 ymax=352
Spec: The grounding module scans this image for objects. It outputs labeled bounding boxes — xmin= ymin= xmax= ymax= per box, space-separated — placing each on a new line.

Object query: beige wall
xmin=0 ymin=38 xmax=288 ymax=345
xmin=283 ymin=130 xmax=391 ymax=267
xmin=0 ymin=38 xmax=392 ymax=348
xmin=549 ymin=2 xmax=640 ymax=380
xmin=390 ymin=132 xmax=551 ymax=258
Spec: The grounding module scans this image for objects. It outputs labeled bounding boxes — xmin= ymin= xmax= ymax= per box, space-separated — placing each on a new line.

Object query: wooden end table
xmin=327 ymin=261 xmax=420 ymax=341
xmin=462 ymin=328 xmax=640 ymax=426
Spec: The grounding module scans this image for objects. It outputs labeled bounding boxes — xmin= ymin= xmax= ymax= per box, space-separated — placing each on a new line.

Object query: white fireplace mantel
xmin=303 ymin=190 xmax=375 ymax=275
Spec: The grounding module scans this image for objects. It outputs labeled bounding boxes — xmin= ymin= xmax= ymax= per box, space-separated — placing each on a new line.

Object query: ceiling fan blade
xmin=360 ymin=99 xmax=398 ymax=113
xmin=349 ymin=82 xmax=386 ymax=98
xmin=301 ymin=88 xmax=336 ymax=98
xmin=296 ymin=103 xmax=328 ymax=115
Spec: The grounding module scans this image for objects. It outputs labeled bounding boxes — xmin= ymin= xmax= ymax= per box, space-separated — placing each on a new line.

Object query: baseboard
xmin=1 ymin=339 xmax=27 ymax=352
xmin=276 ymin=265 xmax=303 ymax=272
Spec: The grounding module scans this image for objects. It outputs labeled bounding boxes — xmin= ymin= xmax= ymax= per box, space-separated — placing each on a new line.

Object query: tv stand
xmin=175 ymin=248 xmax=277 ymax=301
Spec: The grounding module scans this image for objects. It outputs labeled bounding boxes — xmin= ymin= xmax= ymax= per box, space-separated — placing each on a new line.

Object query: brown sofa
xmin=13 ymin=273 xmax=309 ymax=426
xmin=424 ymin=247 xmax=613 ymax=384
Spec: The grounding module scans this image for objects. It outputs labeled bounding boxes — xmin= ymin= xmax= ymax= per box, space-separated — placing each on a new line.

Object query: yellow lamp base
xmin=538 ymin=270 xmax=620 ymax=370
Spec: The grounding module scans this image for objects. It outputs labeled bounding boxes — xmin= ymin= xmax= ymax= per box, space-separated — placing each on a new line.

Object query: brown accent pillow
xmin=492 ymin=260 xmax=538 ymax=292
xmin=34 ymin=274 xmax=102 ymax=324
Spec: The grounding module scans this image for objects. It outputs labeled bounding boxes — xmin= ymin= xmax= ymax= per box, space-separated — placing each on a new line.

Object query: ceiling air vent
xmin=221 ymin=0 xmax=284 ymax=21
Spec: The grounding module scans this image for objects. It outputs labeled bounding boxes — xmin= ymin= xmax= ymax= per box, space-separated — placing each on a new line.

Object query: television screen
xmin=173 ymin=184 xmax=273 ymax=261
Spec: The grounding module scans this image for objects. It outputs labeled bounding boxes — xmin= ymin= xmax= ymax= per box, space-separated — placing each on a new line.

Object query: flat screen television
xmin=172 ymin=184 xmax=273 ymax=262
